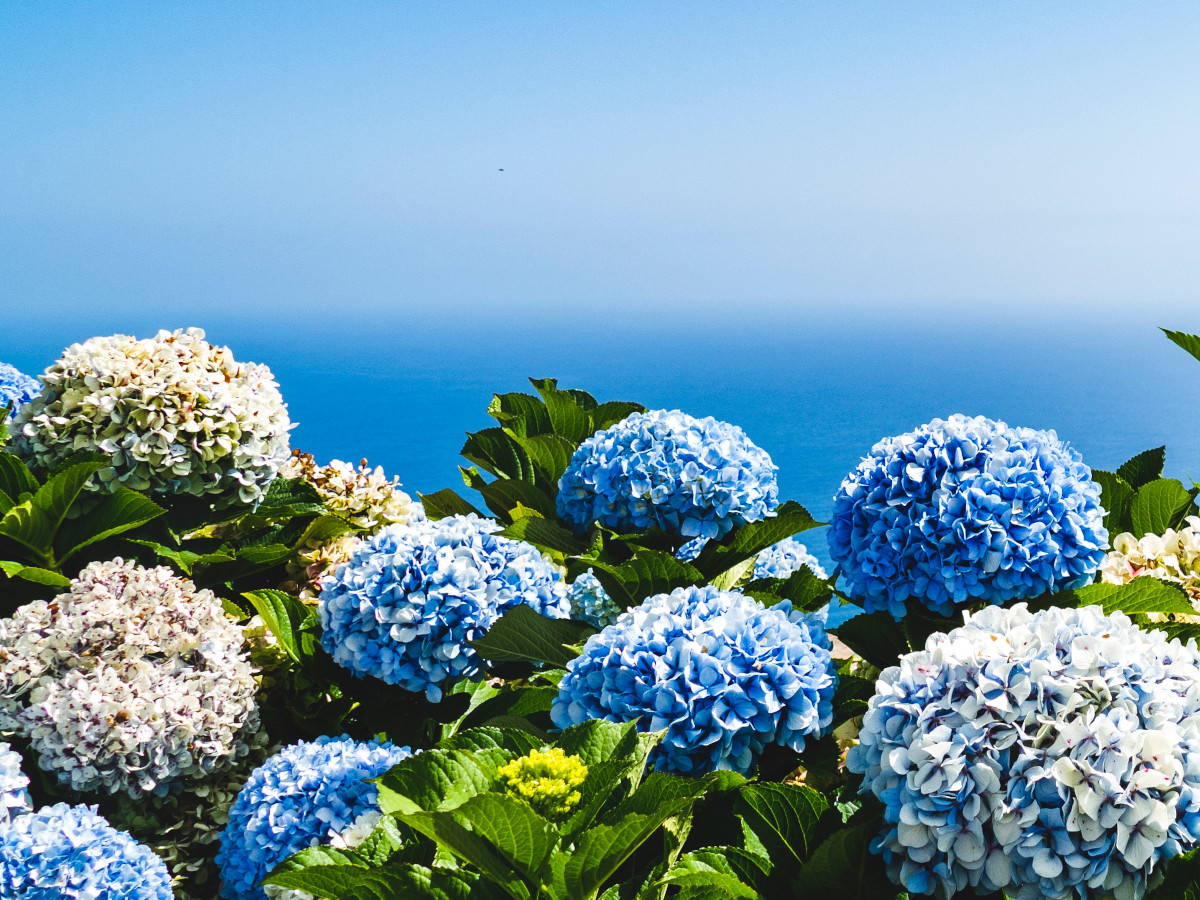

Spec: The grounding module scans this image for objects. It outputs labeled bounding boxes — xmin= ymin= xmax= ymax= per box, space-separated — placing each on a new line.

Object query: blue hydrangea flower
xmin=567 ymin=571 xmax=625 ymax=629
xmin=828 ymin=415 xmax=1107 ymax=618
xmin=0 ymin=363 xmax=38 ymax=420
xmin=319 ymin=515 xmax=570 ymax=701
xmin=847 ymin=604 xmax=1200 ymax=900
xmin=751 ymin=538 xmax=827 ymax=580
xmin=557 ymin=410 xmax=779 ymax=540
xmin=552 ymin=585 xmax=836 ymax=775
xmin=0 ymin=744 xmax=30 ymax=824
xmin=216 ymin=736 xmax=410 ymax=900
xmin=0 ymin=803 xmax=172 ymax=899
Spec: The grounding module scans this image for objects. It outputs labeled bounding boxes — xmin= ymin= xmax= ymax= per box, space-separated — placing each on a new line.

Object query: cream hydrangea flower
xmin=12 ymin=328 xmax=292 ymax=505
xmin=0 ymin=558 xmax=261 ymax=797
xmin=1100 ymin=516 xmax=1200 ymax=618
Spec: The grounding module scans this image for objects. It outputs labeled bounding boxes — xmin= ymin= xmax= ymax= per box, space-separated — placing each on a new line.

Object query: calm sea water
xmin=7 ymin=306 xmax=1200 ymax=626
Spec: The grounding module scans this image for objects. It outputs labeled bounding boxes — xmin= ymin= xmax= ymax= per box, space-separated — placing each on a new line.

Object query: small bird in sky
xmin=498 ymin=168 xmax=504 ymax=172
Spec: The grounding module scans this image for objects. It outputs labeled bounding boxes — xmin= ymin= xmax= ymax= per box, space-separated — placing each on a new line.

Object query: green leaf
xmin=1131 ymin=478 xmax=1195 ymax=538
xmin=418 ymin=489 xmax=486 ymax=520
xmin=658 ymin=850 xmax=763 ymax=899
xmin=488 ymin=392 xmax=553 ymax=437
xmin=590 ymin=401 xmax=646 ymax=430
xmin=832 ymin=611 xmax=909 ymax=670
xmin=1117 ymin=447 xmax=1167 ymax=489
xmin=478 ymin=478 xmax=558 ymax=523
xmin=264 ymin=865 xmax=370 ymax=898
xmin=690 ymin=502 xmax=822 ymax=578
xmin=1163 ymin=328 xmax=1200 ymax=365
xmin=734 ymin=783 xmax=829 ymax=869
xmin=293 ymin=514 xmax=358 ymax=550
xmin=462 ymin=428 xmax=535 ymax=483
xmin=0 ymin=453 xmax=38 ymax=503
xmin=55 ymin=487 xmax=165 ymax=564
xmin=710 ymin=557 xmax=756 ymax=591
xmin=398 ymin=806 xmax=535 ymax=900
xmin=376 ymin=748 xmax=511 ymax=816
xmin=1145 ymin=846 xmax=1200 ymax=899
xmin=445 ymin=793 xmax=558 ymax=883
xmin=440 ymin=726 xmax=545 ymax=758
xmin=590 ymin=551 xmax=703 ymax=608
xmin=243 ymin=589 xmax=318 ymax=661
xmin=791 ymin=822 xmax=899 ymax=898
xmin=745 ymin=566 xmax=834 ymax=613
xmin=833 ymin=674 xmax=875 ymax=725
xmin=556 ymin=719 xmax=644 ymax=768
xmin=470 ymin=603 xmax=597 ymax=668
xmin=126 ymin=539 xmax=201 ymax=575
xmin=1091 ymin=470 xmax=1135 ymax=535
xmin=0 ymin=458 xmax=105 ymax=560
xmin=507 ymin=432 xmax=577 ymax=485
xmin=0 ymin=561 xmax=71 ymax=589
xmin=1074 ymin=576 xmax=1196 ymax=616
xmin=497 ymin=516 xmax=587 ymax=555
xmin=530 ymin=380 xmax=596 ymax=444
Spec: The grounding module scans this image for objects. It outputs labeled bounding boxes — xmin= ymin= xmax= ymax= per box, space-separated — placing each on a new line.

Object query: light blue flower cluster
xmin=319 ymin=515 xmax=570 ymax=701
xmin=557 ymin=410 xmax=779 ymax=540
xmin=847 ymin=604 xmax=1200 ymax=900
xmin=0 ymin=803 xmax=172 ymax=899
xmin=828 ymin=414 xmax=1107 ymax=618
xmin=676 ymin=536 xmax=826 ymax=580
xmin=552 ymin=585 xmax=836 ymax=775
xmin=0 ymin=362 xmax=38 ymax=419
xmin=567 ymin=571 xmax=625 ymax=629
xmin=0 ymin=744 xmax=30 ymax=824
xmin=216 ymin=736 xmax=410 ymax=900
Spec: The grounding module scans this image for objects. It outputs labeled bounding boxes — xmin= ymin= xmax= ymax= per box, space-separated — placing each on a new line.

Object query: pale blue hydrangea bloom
xmin=829 ymin=415 xmax=1107 ymax=618
xmin=319 ymin=515 xmax=570 ymax=701
xmin=216 ymin=736 xmax=410 ymax=900
xmin=847 ymin=604 xmax=1200 ymax=900
xmin=0 ymin=803 xmax=172 ymax=899
xmin=557 ymin=410 xmax=779 ymax=540
xmin=0 ymin=363 xmax=38 ymax=419
xmin=676 ymin=536 xmax=826 ymax=580
xmin=0 ymin=744 xmax=30 ymax=824
xmin=567 ymin=571 xmax=625 ymax=629
xmin=552 ymin=585 xmax=836 ymax=775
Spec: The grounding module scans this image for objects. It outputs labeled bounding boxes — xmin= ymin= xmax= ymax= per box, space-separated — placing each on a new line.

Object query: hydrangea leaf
xmin=478 ymin=478 xmax=557 ymax=523
xmin=264 ymin=865 xmax=372 ymax=897
xmin=557 ymin=719 xmax=645 ymax=769
xmin=745 ymin=566 xmax=834 ymax=613
xmin=591 ymin=401 xmax=647 ymax=431
xmin=831 ymin=610 xmax=909 ymax=670
xmin=243 ymin=588 xmax=318 ymax=661
xmin=542 ymin=389 xmax=595 ymax=444
xmin=832 ymin=674 xmax=875 ymax=725
xmin=1162 ymin=328 xmax=1200 ymax=365
xmin=603 ymin=771 xmax=733 ymax=825
xmin=791 ymin=821 xmax=899 ymax=899
xmin=1144 ymin=846 xmax=1200 ymax=899
xmin=498 ymin=516 xmax=587 ymax=556
xmin=462 ymin=428 xmax=536 ymax=483
xmin=292 ymin=514 xmax=358 ymax=550
xmin=559 ymin=757 xmax=641 ymax=835
xmin=444 ymin=793 xmax=559 ymax=883
xmin=0 ymin=560 xmax=70 ymax=589
xmin=1074 ymin=575 xmax=1196 ymax=616
xmin=417 ymin=488 xmax=486 ymax=520
xmin=733 ymin=783 xmax=830 ymax=869
xmin=54 ymin=486 xmax=165 ymax=565
xmin=488 ymin=392 xmax=553 ymax=437
xmin=0 ymin=453 xmax=37 ymax=504
xmin=396 ymin=806 xmax=537 ymax=900
xmin=689 ymin=502 xmax=822 ymax=579
xmin=657 ymin=849 xmax=764 ymax=899
xmin=505 ymin=432 xmax=576 ymax=486
xmin=1091 ymin=469 xmax=1135 ymax=535
xmin=126 ymin=539 xmax=203 ymax=575
xmin=710 ymin=556 xmax=756 ymax=591
xmin=340 ymin=863 xmax=499 ymax=900
xmin=0 ymin=458 xmax=105 ymax=560
xmin=470 ymin=603 xmax=597 ymax=668
xmin=590 ymin=551 xmax=703 ymax=608
xmin=1130 ymin=478 xmax=1196 ymax=538
xmin=376 ymin=748 xmax=512 ymax=816
xmin=440 ymin=727 xmax=544 ymax=758
xmin=1117 ymin=446 xmax=1167 ymax=489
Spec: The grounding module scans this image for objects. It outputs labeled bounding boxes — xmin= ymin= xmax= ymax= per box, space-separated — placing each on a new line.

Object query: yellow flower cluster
xmin=496 ymin=748 xmax=589 ymax=820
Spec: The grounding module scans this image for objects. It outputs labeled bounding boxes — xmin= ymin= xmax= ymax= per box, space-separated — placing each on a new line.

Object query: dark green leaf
xmin=690 ymin=502 xmax=822 ymax=578
xmin=832 ymin=611 xmax=909 ymax=670
xmin=557 ymin=719 xmax=645 ymax=768
xmin=440 ymin=726 xmax=544 ymax=758
xmin=264 ymin=865 xmax=370 ymax=898
xmin=488 ymin=392 xmax=553 ymax=437
xmin=658 ymin=850 xmax=763 ymax=899
xmin=470 ymin=603 xmax=597 ymax=667
xmin=0 ymin=459 xmax=105 ymax=559
xmin=590 ymin=551 xmax=703 ymax=608
xmin=55 ymin=487 xmax=164 ymax=564
xmin=478 ymin=478 xmax=557 ymax=522
xmin=1163 ymin=328 xmax=1200 ymax=365
xmin=1131 ymin=478 xmax=1195 ymax=537
xmin=462 ymin=428 xmax=535 ymax=483
xmin=745 ymin=566 xmax=834 ymax=613
xmin=1117 ymin=447 xmax=1167 ymax=489
xmin=734 ymin=783 xmax=829 ymax=868
xmin=792 ymin=822 xmax=899 ymax=899
xmin=498 ymin=516 xmax=588 ymax=555
xmin=376 ymin=748 xmax=511 ymax=816
xmin=1145 ymin=846 xmax=1200 ymax=899
xmin=444 ymin=793 xmax=558 ymax=882
xmin=833 ymin=675 xmax=875 ymax=725
xmin=1091 ymin=470 xmax=1135 ymax=535
xmin=0 ymin=453 xmax=38 ymax=503
xmin=507 ymin=432 xmax=577 ymax=485
xmin=1075 ymin=576 xmax=1196 ymax=616
xmin=418 ymin=489 xmax=486 ymax=520
xmin=590 ymin=401 xmax=646 ymax=430
xmin=398 ymin=806 xmax=535 ymax=899
xmin=126 ymin=539 xmax=201 ymax=575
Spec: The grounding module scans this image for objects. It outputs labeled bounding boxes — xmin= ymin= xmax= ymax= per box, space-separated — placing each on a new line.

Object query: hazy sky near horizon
xmin=2 ymin=3 xmax=1198 ymax=324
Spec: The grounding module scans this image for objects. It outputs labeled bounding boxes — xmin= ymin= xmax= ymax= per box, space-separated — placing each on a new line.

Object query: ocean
xmin=6 ymin=306 xmax=1200 ymax=626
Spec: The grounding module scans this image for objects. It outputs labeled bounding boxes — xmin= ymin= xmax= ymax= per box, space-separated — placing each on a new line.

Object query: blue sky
xmin=2 ymin=3 xmax=1199 ymax=324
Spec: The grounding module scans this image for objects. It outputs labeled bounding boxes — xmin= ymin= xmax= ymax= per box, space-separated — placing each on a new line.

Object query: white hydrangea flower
xmin=1101 ymin=516 xmax=1200 ymax=616
xmin=0 ymin=559 xmax=261 ymax=798
xmin=11 ymin=328 xmax=292 ymax=505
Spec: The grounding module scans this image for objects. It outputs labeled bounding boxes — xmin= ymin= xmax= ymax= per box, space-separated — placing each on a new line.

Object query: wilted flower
xmin=319 ymin=515 xmax=570 ymax=701
xmin=12 ymin=328 xmax=292 ymax=505
xmin=847 ymin=604 xmax=1200 ymax=900
xmin=1101 ymin=517 xmax=1200 ymax=611
xmin=828 ymin=415 xmax=1107 ymax=618
xmin=0 ymin=362 xmax=38 ymax=419
xmin=566 ymin=571 xmax=625 ymax=629
xmin=552 ymin=585 xmax=836 ymax=775
xmin=0 ymin=743 xmax=30 ymax=824
xmin=557 ymin=409 xmax=779 ymax=540
xmin=0 ymin=803 xmax=173 ymax=899
xmin=0 ymin=559 xmax=260 ymax=798
xmin=215 ymin=736 xmax=410 ymax=900
xmin=497 ymin=747 xmax=589 ymax=819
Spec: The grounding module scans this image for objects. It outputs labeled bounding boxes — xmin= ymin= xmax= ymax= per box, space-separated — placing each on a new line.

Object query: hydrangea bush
xmin=11 ymin=328 xmax=292 ymax=505
xmin=552 ymin=585 xmax=836 ymax=774
xmin=847 ymin=604 xmax=1200 ymax=900
xmin=0 ymin=361 xmax=39 ymax=419
xmin=557 ymin=409 xmax=779 ymax=540
xmin=318 ymin=515 xmax=570 ymax=701
xmin=829 ymin=414 xmax=1108 ymax=618
xmin=0 ymin=559 xmax=260 ymax=797
xmin=0 ymin=803 xmax=173 ymax=899
xmin=215 ymin=736 xmax=411 ymax=900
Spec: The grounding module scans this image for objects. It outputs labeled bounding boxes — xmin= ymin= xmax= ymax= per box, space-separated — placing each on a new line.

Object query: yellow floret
xmin=496 ymin=748 xmax=589 ymax=819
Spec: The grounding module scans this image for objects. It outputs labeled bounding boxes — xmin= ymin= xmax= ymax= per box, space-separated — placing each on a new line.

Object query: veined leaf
xmin=506 ymin=432 xmax=576 ymax=485
xmin=0 ymin=561 xmax=71 ymax=589
xmin=689 ymin=503 xmax=823 ymax=578
xmin=1091 ymin=470 xmax=1134 ymax=535
xmin=1117 ymin=447 xmax=1166 ymax=490
xmin=397 ymin=806 xmax=535 ymax=900
xmin=418 ymin=489 xmax=485 ymax=520
xmin=0 ymin=453 xmax=37 ymax=504
xmin=1163 ymin=328 xmax=1200 ymax=365
xmin=127 ymin=539 xmax=202 ymax=575
xmin=488 ymin=392 xmax=553 ymax=437
xmin=478 ymin=478 xmax=557 ymax=523
xmin=440 ymin=727 xmax=544 ymax=758
xmin=734 ymin=783 xmax=829 ymax=868
xmin=710 ymin=557 xmax=756 ymax=591
xmin=744 ymin=566 xmax=834 ymax=613
xmin=0 ymin=459 xmax=105 ymax=560
xmin=462 ymin=428 xmax=535 ymax=483
xmin=1130 ymin=478 xmax=1195 ymax=538
xmin=243 ymin=589 xmax=318 ymax=661
xmin=591 ymin=551 xmax=702 ymax=608
xmin=292 ymin=514 xmax=357 ymax=550
xmin=791 ymin=822 xmax=899 ymax=898
xmin=470 ymin=603 xmax=597 ymax=668
xmin=376 ymin=747 xmax=511 ymax=816
xmin=1144 ymin=845 xmax=1200 ymax=899
xmin=590 ymin=401 xmax=645 ymax=430
xmin=498 ymin=516 xmax=587 ymax=555
xmin=833 ymin=674 xmax=875 ymax=725
xmin=55 ymin=487 xmax=165 ymax=564
xmin=556 ymin=719 xmax=644 ymax=768
xmin=832 ymin=611 xmax=908 ymax=670
xmin=264 ymin=865 xmax=370 ymax=898
xmin=658 ymin=850 xmax=763 ymax=899
xmin=1075 ymin=576 xmax=1196 ymax=616
xmin=444 ymin=794 xmax=558 ymax=883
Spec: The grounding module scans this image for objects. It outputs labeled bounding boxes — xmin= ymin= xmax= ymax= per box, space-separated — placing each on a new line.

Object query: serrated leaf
xmin=557 ymin=719 xmax=645 ymax=768
xmin=590 ymin=401 xmax=646 ymax=430
xmin=833 ymin=674 xmax=874 ymax=725
xmin=689 ymin=503 xmax=822 ymax=578
xmin=462 ymin=428 xmax=535 ymax=483
xmin=831 ymin=610 xmax=909 ymax=670
xmin=791 ymin=821 xmax=899 ymax=898
xmin=507 ymin=432 xmax=577 ymax=486
xmin=55 ymin=487 xmax=164 ymax=564
xmin=744 ymin=566 xmax=833 ymax=613
xmin=376 ymin=748 xmax=511 ymax=816
xmin=0 ymin=561 xmax=71 ymax=589
xmin=478 ymin=478 xmax=557 ymax=523
xmin=710 ymin=557 xmax=756 ymax=591
xmin=488 ymin=392 xmax=553 ymax=437
xmin=418 ymin=489 xmax=486 ymax=520
xmin=1091 ymin=469 xmax=1135 ymax=535
xmin=1117 ymin=447 xmax=1167 ymax=489
xmin=0 ymin=459 xmax=105 ymax=559
xmin=243 ymin=588 xmax=318 ymax=661
xmin=398 ymin=806 xmax=535 ymax=899
xmin=45 ymin=449 xmax=108 ymax=479
xmin=445 ymin=793 xmax=558 ymax=882
xmin=734 ymin=783 xmax=829 ymax=868
xmin=1163 ymin=328 xmax=1200 ymax=365
xmin=264 ymin=864 xmax=370 ymax=898
xmin=1131 ymin=478 xmax=1195 ymax=538
xmin=497 ymin=516 xmax=587 ymax=555
xmin=469 ymin=603 xmax=596 ymax=667
xmin=293 ymin=514 xmax=358 ymax=550
xmin=440 ymin=726 xmax=545 ymax=758
xmin=560 ymin=757 xmax=641 ymax=836
xmin=0 ymin=453 xmax=38 ymax=503
xmin=126 ymin=539 xmax=201 ymax=574
xmin=591 ymin=551 xmax=703 ymax=608
xmin=1075 ymin=576 xmax=1196 ymax=616
xmin=603 ymin=771 xmax=725 ymax=824
xmin=658 ymin=850 xmax=763 ymax=899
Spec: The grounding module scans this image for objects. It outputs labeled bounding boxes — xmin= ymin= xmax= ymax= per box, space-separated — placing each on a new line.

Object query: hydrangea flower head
xmin=0 ymin=803 xmax=173 ymax=899
xmin=751 ymin=537 xmax=827 ymax=580
xmin=11 ymin=328 xmax=292 ymax=505
xmin=0 ymin=558 xmax=260 ymax=797
xmin=319 ymin=515 xmax=570 ymax=701
xmin=847 ymin=604 xmax=1200 ymax=900
xmin=0 ymin=743 xmax=31 ymax=824
xmin=566 ymin=571 xmax=625 ymax=628
xmin=829 ymin=414 xmax=1107 ymax=618
xmin=0 ymin=362 xmax=39 ymax=420
xmin=497 ymin=747 xmax=589 ymax=819
xmin=557 ymin=409 xmax=779 ymax=540
xmin=1101 ymin=516 xmax=1200 ymax=611
xmin=215 ymin=735 xmax=410 ymax=900
xmin=552 ymin=585 xmax=836 ymax=775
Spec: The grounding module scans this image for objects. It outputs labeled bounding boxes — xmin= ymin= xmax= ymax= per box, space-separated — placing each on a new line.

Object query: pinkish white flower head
xmin=11 ymin=328 xmax=293 ymax=506
xmin=0 ymin=559 xmax=261 ymax=798
xmin=1101 ymin=516 xmax=1200 ymax=609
